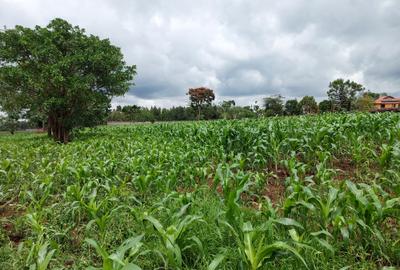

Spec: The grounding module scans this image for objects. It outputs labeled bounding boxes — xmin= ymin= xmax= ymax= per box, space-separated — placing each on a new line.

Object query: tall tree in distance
xmin=355 ymin=93 xmax=375 ymax=112
xmin=220 ymin=100 xmax=236 ymax=119
xmin=0 ymin=80 xmax=24 ymax=134
xmin=187 ymin=87 xmax=215 ymax=120
xmin=0 ymin=18 xmax=136 ymax=143
xmin=319 ymin=100 xmax=333 ymax=113
xmin=299 ymin=96 xmax=318 ymax=114
xmin=284 ymin=99 xmax=302 ymax=115
xmin=263 ymin=95 xmax=284 ymax=116
xmin=355 ymin=91 xmax=385 ymax=112
xmin=327 ymin=79 xmax=364 ymax=111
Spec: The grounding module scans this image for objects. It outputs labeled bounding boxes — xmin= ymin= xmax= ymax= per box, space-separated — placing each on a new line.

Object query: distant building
xmin=373 ymin=96 xmax=400 ymax=111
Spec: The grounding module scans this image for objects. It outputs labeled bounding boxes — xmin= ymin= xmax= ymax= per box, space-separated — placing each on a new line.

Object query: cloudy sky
xmin=1 ymin=0 xmax=400 ymax=107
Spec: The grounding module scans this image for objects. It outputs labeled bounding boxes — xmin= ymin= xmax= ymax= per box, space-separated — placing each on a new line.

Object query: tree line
xmin=108 ymin=79 xmax=385 ymax=123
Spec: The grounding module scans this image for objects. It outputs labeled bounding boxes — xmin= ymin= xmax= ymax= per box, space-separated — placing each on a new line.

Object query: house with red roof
xmin=373 ymin=96 xmax=400 ymax=111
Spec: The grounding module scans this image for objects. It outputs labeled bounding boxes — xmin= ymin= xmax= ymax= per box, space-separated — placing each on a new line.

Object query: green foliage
xmin=1 ymin=113 xmax=399 ymax=269
xmin=327 ymin=79 xmax=365 ymax=111
xmin=187 ymin=87 xmax=216 ymax=120
xmin=318 ymin=100 xmax=333 ymax=113
xmin=263 ymin=95 xmax=284 ymax=116
xmin=299 ymin=96 xmax=318 ymax=114
xmin=284 ymin=99 xmax=302 ymax=116
xmin=355 ymin=92 xmax=375 ymax=112
xmin=85 ymin=235 xmax=144 ymax=270
xmin=0 ymin=18 xmax=135 ymax=142
xmin=108 ymin=103 xmax=258 ymax=122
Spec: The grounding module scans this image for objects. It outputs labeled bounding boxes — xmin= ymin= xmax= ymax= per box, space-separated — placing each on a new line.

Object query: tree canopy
xmin=355 ymin=93 xmax=375 ymax=112
xmin=187 ymin=87 xmax=215 ymax=120
xmin=263 ymin=95 xmax=284 ymax=116
xmin=284 ymin=99 xmax=302 ymax=115
xmin=327 ymin=79 xmax=364 ymax=111
xmin=299 ymin=96 xmax=318 ymax=114
xmin=319 ymin=100 xmax=333 ymax=113
xmin=0 ymin=18 xmax=136 ymax=142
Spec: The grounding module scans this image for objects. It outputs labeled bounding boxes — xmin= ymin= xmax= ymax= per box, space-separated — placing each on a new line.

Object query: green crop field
xmin=0 ymin=113 xmax=399 ymax=269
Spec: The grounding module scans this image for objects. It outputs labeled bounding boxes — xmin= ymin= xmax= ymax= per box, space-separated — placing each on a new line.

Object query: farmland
xmin=0 ymin=113 xmax=399 ymax=269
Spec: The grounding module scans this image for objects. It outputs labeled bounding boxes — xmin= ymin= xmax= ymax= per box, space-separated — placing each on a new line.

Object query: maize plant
xmin=85 ymin=234 xmax=145 ymax=270
xmin=1 ymin=112 xmax=400 ymax=269
xmin=142 ymin=203 xmax=205 ymax=269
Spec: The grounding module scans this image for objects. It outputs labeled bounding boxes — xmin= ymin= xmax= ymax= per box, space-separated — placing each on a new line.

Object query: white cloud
xmin=1 ymin=0 xmax=399 ymax=107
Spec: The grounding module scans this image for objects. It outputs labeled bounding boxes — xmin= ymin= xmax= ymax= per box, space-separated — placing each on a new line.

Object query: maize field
xmin=0 ymin=113 xmax=399 ymax=269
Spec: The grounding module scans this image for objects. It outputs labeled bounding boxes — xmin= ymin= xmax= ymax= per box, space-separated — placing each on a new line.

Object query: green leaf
xmin=121 ymin=263 xmax=142 ymax=270
xmin=315 ymin=238 xmax=334 ymax=254
xmin=263 ymin=241 xmax=309 ymax=269
xmin=85 ymin=238 xmax=109 ymax=259
xmin=208 ymin=254 xmax=225 ymax=270
xmin=310 ymin=230 xmax=333 ymax=239
xmin=273 ymin=218 xmax=304 ymax=230
xmin=288 ymin=229 xmax=300 ymax=242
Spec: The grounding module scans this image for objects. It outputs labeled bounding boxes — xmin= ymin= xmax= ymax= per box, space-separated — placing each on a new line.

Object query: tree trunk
xmin=63 ymin=129 xmax=69 ymax=143
xmin=52 ymin=116 xmax=59 ymax=141
xmin=47 ymin=114 xmax=67 ymax=143
xmin=197 ymin=106 xmax=201 ymax=121
xmin=47 ymin=116 xmax=52 ymax=137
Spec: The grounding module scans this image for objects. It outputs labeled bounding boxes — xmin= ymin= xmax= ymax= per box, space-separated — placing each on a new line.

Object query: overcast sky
xmin=1 ymin=0 xmax=400 ymax=107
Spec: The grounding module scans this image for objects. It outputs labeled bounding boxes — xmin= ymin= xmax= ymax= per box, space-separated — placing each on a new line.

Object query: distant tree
xmin=25 ymin=109 xmax=47 ymax=129
xmin=202 ymin=105 xmax=220 ymax=120
xmin=220 ymin=100 xmax=236 ymax=119
xmin=122 ymin=105 xmax=141 ymax=115
xmin=327 ymin=79 xmax=365 ymax=111
xmin=187 ymin=87 xmax=215 ymax=120
xmin=232 ymin=106 xmax=257 ymax=119
xmin=263 ymin=95 xmax=284 ymax=116
xmin=3 ymin=111 xmax=19 ymax=134
xmin=221 ymin=100 xmax=235 ymax=108
xmin=284 ymin=99 xmax=302 ymax=115
xmin=252 ymin=101 xmax=262 ymax=117
xmin=355 ymin=92 xmax=376 ymax=111
xmin=362 ymin=91 xmax=387 ymax=100
xmin=299 ymin=96 xmax=318 ymax=114
xmin=319 ymin=100 xmax=333 ymax=113
xmin=108 ymin=110 xmax=127 ymax=121
xmin=0 ymin=79 xmax=25 ymax=134
xmin=0 ymin=18 xmax=136 ymax=143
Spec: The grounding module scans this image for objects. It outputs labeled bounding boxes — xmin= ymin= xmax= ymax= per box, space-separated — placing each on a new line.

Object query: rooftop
xmin=374 ymin=96 xmax=400 ymax=104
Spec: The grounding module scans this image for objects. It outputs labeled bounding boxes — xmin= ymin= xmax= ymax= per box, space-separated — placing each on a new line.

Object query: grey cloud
xmin=1 ymin=0 xmax=400 ymax=107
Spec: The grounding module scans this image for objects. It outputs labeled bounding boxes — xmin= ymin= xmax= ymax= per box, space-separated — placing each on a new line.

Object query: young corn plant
xmin=84 ymin=195 xmax=123 ymax=241
xmin=24 ymin=241 xmax=56 ymax=270
xmin=214 ymin=162 xmax=251 ymax=231
xmin=24 ymin=213 xmax=56 ymax=270
xmin=221 ymin=217 xmax=308 ymax=270
xmin=345 ymin=180 xmax=400 ymax=259
xmin=143 ymin=206 xmax=205 ymax=269
xmin=85 ymin=234 xmax=145 ymax=270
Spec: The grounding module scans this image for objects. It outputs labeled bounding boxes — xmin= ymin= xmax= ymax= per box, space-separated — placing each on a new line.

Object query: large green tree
xmin=187 ymin=87 xmax=215 ymax=120
xmin=0 ymin=18 xmax=136 ymax=142
xmin=327 ymin=79 xmax=364 ymax=111
xmin=318 ymin=100 xmax=333 ymax=113
xmin=355 ymin=92 xmax=375 ymax=112
xmin=299 ymin=96 xmax=318 ymax=114
xmin=263 ymin=95 xmax=284 ymax=117
xmin=355 ymin=91 xmax=387 ymax=112
xmin=284 ymin=99 xmax=301 ymax=115
xmin=220 ymin=100 xmax=236 ymax=119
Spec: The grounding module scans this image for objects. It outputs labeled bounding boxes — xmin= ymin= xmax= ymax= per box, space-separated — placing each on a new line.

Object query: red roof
xmin=374 ymin=96 xmax=400 ymax=104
